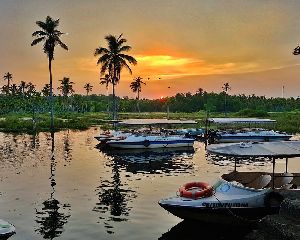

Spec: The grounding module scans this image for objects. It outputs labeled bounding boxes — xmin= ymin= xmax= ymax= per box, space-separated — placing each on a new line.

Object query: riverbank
xmin=0 ymin=111 xmax=299 ymax=133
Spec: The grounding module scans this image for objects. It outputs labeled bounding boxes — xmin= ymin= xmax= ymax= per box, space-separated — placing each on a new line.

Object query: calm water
xmin=0 ymin=128 xmax=299 ymax=240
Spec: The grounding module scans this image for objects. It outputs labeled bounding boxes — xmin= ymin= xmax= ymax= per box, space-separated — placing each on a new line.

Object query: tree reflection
xmin=93 ymin=160 xmax=136 ymax=234
xmin=35 ymin=132 xmax=71 ymax=239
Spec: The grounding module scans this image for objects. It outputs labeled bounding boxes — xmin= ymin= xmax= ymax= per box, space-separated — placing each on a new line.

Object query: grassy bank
xmin=0 ymin=111 xmax=299 ymax=133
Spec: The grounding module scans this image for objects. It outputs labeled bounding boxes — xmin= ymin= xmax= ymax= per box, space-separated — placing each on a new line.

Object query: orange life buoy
xmin=179 ymin=182 xmax=213 ymax=199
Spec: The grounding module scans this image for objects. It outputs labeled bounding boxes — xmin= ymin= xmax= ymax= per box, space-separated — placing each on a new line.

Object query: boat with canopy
xmin=158 ymin=141 xmax=300 ymax=225
xmin=95 ymin=119 xmax=198 ymax=149
xmin=206 ymin=118 xmax=292 ymax=143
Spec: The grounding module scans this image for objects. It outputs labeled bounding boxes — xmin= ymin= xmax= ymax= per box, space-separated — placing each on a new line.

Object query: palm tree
xmin=3 ymin=72 xmax=12 ymax=94
xmin=222 ymin=82 xmax=231 ymax=116
xmin=84 ymin=83 xmax=93 ymax=96
xmin=42 ymin=84 xmax=51 ymax=97
xmin=94 ymin=34 xmax=137 ymax=120
xmin=57 ymin=77 xmax=74 ymax=97
xmin=31 ymin=16 xmax=68 ymax=130
xmin=26 ymin=82 xmax=36 ymax=97
xmin=19 ymin=81 xmax=28 ymax=96
xmin=130 ymin=76 xmax=146 ymax=113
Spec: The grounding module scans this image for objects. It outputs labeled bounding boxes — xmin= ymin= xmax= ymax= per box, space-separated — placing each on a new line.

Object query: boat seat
xmin=273 ymin=172 xmax=294 ymax=189
xmin=244 ymin=174 xmax=272 ymax=189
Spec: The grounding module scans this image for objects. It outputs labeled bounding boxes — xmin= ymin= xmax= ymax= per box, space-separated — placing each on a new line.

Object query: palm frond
xmin=119 ymin=45 xmax=131 ymax=52
xmin=32 ymin=31 xmax=47 ymax=37
xmin=119 ymin=54 xmax=137 ymax=65
xmin=31 ymin=37 xmax=45 ymax=46
xmin=56 ymin=38 xmax=68 ymax=50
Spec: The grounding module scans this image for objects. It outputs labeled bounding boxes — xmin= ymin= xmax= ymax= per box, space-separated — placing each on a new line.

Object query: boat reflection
xmin=206 ymin=152 xmax=272 ymax=167
xmin=159 ymin=220 xmax=253 ymax=240
xmin=35 ymin=132 xmax=71 ymax=239
xmin=100 ymin=147 xmax=195 ymax=174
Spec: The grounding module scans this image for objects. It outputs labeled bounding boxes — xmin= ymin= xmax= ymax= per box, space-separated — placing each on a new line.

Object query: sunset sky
xmin=1 ymin=0 xmax=300 ymax=99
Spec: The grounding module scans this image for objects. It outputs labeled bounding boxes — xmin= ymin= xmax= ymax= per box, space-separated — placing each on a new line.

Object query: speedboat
xmin=171 ymin=128 xmax=205 ymax=139
xmin=106 ymin=134 xmax=195 ymax=149
xmin=206 ymin=118 xmax=293 ymax=143
xmin=0 ymin=219 xmax=15 ymax=238
xmin=159 ymin=141 xmax=300 ymax=225
xmin=212 ymin=129 xmax=292 ymax=143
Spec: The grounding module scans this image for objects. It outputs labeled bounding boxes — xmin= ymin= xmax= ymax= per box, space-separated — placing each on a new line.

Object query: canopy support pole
xmin=234 ymin=158 xmax=237 ymax=172
xmin=272 ymin=157 xmax=275 ymax=189
xmin=285 ymin=157 xmax=288 ymax=172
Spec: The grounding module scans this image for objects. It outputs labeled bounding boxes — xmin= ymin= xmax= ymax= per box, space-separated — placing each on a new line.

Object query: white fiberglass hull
xmin=159 ymin=179 xmax=274 ymax=225
xmin=216 ymin=132 xmax=292 ymax=143
xmin=107 ymin=136 xmax=195 ymax=149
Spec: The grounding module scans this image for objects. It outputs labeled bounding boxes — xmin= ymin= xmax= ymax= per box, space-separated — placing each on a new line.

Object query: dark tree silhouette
xmin=94 ymin=34 xmax=137 ymax=120
xmin=42 ymin=84 xmax=51 ymax=97
xmin=3 ymin=72 xmax=12 ymax=94
xmin=83 ymin=83 xmax=93 ymax=96
xmin=130 ymin=76 xmax=146 ymax=113
xmin=222 ymin=82 xmax=231 ymax=116
xmin=31 ymin=16 xmax=68 ymax=130
xmin=57 ymin=77 xmax=74 ymax=97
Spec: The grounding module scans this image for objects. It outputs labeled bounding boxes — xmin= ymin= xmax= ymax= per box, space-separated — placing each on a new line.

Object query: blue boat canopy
xmin=208 ymin=118 xmax=276 ymax=124
xmin=207 ymin=141 xmax=300 ymax=158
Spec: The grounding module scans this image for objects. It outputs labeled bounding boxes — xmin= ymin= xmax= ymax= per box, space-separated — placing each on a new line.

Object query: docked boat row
xmin=95 ymin=119 xmax=199 ymax=149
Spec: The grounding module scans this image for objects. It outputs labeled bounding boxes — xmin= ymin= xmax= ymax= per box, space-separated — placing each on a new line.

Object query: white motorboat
xmin=96 ymin=119 xmax=198 ymax=149
xmin=159 ymin=141 xmax=300 ymax=225
xmin=212 ymin=129 xmax=292 ymax=143
xmin=0 ymin=219 xmax=15 ymax=238
xmin=206 ymin=118 xmax=292 ymax=143
xmin=106 ymin=134 xmax=195 ymax=149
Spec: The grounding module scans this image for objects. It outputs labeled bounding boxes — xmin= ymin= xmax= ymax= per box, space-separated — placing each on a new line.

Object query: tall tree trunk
xmin=224 ymin=93 xmax=227 ymax=116
xmin=49 ymin=58 xmax=54 ymax=130
xmin=112 ymin=83 xmax=116 ymax=120
xmin=137 ymin=90 xmax=140 ymax=113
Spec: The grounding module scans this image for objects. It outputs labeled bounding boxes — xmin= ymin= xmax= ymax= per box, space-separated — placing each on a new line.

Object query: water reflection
xmin=35 ymin=132 xmax=71 ymax=239
xmin=100 ymin=147 xmax=195 ymax=174
xmin=159 ymin=220 xmax=253 ymax=240
xmin=93 ymin=159 xmax=137 ymax=234
xmin=206 ymin=152 xmax=272 ymax=167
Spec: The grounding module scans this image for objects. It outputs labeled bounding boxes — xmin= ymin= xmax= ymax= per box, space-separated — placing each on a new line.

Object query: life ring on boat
xmin=179 ymin=182 xmax=213 ymax=199
xmin=143 ymin=139 xmax=150 ymax=147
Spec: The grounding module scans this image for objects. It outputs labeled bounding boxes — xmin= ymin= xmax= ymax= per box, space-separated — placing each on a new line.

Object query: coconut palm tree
xmin=57 ymin=77 xmax=74 ymax=97
xmin=3 ymin=72 xmax=12 ymax=94
xmin=19 ymin=81 xmax=28 ymax=96
xmin=222 ymin=82 xmax=231 ymax=116
xmin=31 ymin=16 xmax=68 ymax=130
xmin=42 ymin=84 xmax=51 ymax=97
xmin=130 ymin=76 xmax=146 ymax=113
xmin=94 ymin=34 xmax=137 ymax=120
xmin=84 ymin=83 xmax=93 ymax=96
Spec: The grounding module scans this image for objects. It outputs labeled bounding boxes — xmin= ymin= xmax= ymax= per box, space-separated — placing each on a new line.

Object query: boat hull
xmin=217 ymin=135 xmax=292 ymax=143
xmin=158 ymin=202 xmax=276 ymax=225
xmin=107 ymin=139 xmax=194 ymax=149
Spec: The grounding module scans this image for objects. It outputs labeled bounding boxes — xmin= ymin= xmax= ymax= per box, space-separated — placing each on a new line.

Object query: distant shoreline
xmin=0 ymin=111 xmax=299 ymax=134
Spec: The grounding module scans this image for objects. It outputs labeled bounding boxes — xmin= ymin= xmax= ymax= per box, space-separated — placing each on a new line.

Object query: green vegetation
xmin=0 ymin=109 xmax=300 ymax=134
